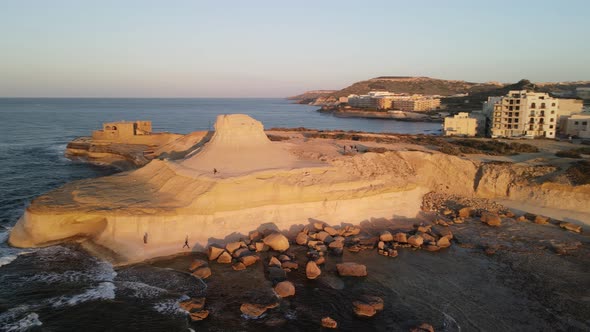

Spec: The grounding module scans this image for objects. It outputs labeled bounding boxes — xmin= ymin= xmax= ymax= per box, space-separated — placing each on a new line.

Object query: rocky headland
xmin=9 ymin=114 xmax=590 ymax=267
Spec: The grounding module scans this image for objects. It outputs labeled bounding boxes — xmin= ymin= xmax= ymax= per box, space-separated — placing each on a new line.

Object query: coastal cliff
xmin=9 ymin=115 xmax=590 ymax=264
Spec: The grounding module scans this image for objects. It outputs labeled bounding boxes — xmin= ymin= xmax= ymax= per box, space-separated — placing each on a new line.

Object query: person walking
xmin=183 ymin=235 xmax=190 ymax=249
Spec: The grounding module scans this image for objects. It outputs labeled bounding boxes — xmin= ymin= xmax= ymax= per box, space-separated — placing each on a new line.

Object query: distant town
xmin=298 ymin=79 xmax=590 ymax=140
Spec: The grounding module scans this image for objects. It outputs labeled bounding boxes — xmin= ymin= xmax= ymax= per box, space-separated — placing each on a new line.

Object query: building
xmin=491 ymin=90 xmax=558 ymax=139
xmin=347 ymin=94 xmax=377 ymax=109
xmin=347 ymin=92 xmax=440 ymax=111
xmin=576 ymin=87 xmax=590 ymax=100
xmin=92 ymin=120 xmax=152 ymax=140
xmin=564 ymin=114 xmax=590 ymax=138
xmin=444 ymin=112 xmax=478 ymax=136
xmin=557 ymin=98 xmax=584 ymax=134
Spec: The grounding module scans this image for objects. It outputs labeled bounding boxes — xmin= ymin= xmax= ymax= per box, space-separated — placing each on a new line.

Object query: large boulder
xmin=534 ymin=215 xmax=550 ymax=225
xmin=458 ymin=207 xmax=472 ymax=218
xmin=263 ymin=233 xmax=290 ymax=251
xmin=336 ymin=262 xmax=367 ymax=277
xmin=306 ymin=261 xmax=321 ymax=279
xmin=407 ymin=235 xmax=424 ymax=247
xmin=295 ymin=232 xmax=309 ymax=246
xmin=481 ymin=212 xmax=501 ymax=226
xmin=560 ymin=222 xmax=582 ymax=233
xmin=191 ymin=266 xmax=212 ymax=279
xmin=208 ymin=245 xmax=224 ymax=261
xmin=274 ymin=281 xmax=295 ymax=298
xmin=379 ymin=231 xmax=394 ymax=242
xmin=393 ymin=232 xmax=408 ymax=243
xmin=240 ymin=254 xmax=259 ymax=267
xmin=217 ymin=251 xmax=232 ymax=264
xmin=189 ymin=259 xmax=208 ymax=272
xmin=225 ymin=241 xmax=243 ymax=254
xmin=437 ymin=237 xmax=451 ymax=248
xmin=321 ymin=317 xmax=338 ymax=329
xmin=353 ymin=301 xmax=376 ymax=318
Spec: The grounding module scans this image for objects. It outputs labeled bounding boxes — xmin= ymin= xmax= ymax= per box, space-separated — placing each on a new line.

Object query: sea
xmin=0 ymin=98 xmax=560 ymax=331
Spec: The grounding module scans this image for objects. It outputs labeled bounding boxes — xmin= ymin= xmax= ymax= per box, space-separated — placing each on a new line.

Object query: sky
xmin=1 ymin=0 xmax=589 ymax=97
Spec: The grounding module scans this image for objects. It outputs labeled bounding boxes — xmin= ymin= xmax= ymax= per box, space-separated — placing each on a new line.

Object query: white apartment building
xmin=444 ymin=112 xmax=477 ymax=136
xmin=564 ymin=114 xmax=590 ymax=138
xmin=491 ymin=90 xmax=558 ymax=139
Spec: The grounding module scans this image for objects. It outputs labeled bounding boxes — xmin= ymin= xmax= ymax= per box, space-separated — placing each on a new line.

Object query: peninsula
xmin=9 ymin=114 xmax=590 ymax=265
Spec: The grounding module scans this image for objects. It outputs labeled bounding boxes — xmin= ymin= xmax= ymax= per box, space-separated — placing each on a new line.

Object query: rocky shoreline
xmin=160 ymin=192 xmax=587 ymax=330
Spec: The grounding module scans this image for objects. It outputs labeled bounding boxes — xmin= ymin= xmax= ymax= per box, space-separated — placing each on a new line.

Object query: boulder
xmin=263 ymin=233 xmax=290 ymax=251
xmin=379 ymin=231 xmax=394 ymax=242
xmin=407 ymin=235 xmax=424 ymax=247
xmin=420 ymin=232 xmax=436 ymax=243
xmin=273 ymin=281 xmax=295 ymax=298
xmin=225 ymin=241 xmax=242 ymax=254
xmin=232 ymin=262 xmax=246 ymax=271
xmin=316 ymin=231 xmax=331 ymax=242
xmin=269 ymin=256 xmax=282 ymax=267
xmin=240 ymin=303 xmax=270 ymax=319
xmin=321 ymin=317 xmax=338 ymax=329
xmin=328 ymin=240 xmax=344 ymax=249
xmin=377 ymin=241 xmax=385 ymax=250
xmin=437 ymin=236 xmax=451 ymax=248
xmin=306 ymin=261 xmax=321 ymax=279
xmin=393 ymin=232 xmax=407 ymax=243
xmin=189 ymin=310 xmax=209 ymax=321
xmin=416 ymin=225 xmax=431 ymax=233
xmin=560 ymin=222 xmax=582 ymax=233
xmin=313 ymin=222 xmax=325 ymax=231
xmin=314 ymin=256 xmax=326 ymax=265
xmin=208 ymin=245 xmax=224 ymax=261
xmin=295 ymin=232 xmax=309 ymax=246
xmin=216 ymin=251 xmax=232 ymax=264
xmin=352 ymin=301 xmax=376 ymax=318
xmin=534 ymin=215 xmax=549 ymax=225
xmin=458 ymin=207 xmax=472 ymax=218
xmin=324 ymin=226 xmax=339 ymax=236
xmin=336 ymin=262 xmax=367 ymax=277
xmin=481 ymin=212 xmax=502 ymax=227
xmin=240 ymin=255 xmax=259 ymax=267
xmin=192 ymin=267 xmax=212 ymax=279
xmin=189 ymin=259 xmax=208 ymax=272
xmin=179 ymin=297 xmax=206 ymax=312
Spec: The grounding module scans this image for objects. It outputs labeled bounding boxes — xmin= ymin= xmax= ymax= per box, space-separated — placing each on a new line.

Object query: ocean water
xmin=0 ymin=98 xmax=444 ymax=331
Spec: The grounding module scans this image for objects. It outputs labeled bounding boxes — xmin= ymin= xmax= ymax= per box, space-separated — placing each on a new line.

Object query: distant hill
xmin=290 ymin=77 xmax=590 ymax=107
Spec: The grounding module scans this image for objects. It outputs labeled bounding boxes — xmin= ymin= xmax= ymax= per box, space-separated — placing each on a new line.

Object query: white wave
xmin=2 ymin=313 xmax=42 ymax=332
xmin=18 ymin=256 xmax=116 ymax=284
xmin=51 ymin=282 xmax=116 ymax=308
xmin=118 ymin=281 xmax=168 ymax=299
xmin=153 ymin=296 xmax=189 ymax=316
xmin=0 ymin=229 xmax=10 ymax=244
xmin=0 ymin=254 xmax=18 ymax=268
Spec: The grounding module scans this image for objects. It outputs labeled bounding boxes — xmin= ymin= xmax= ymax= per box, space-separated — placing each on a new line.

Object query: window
xmin=112 ymin=126 xmax=117 ymax=130
xmin=531 ymin=103 xmax=536 ymax=108
xmin=549 ymin=132 xmax=553 ymax=136
xmin=509 ymin=100 xmax=514 ymax=105
xmin=509 ymin=106 xmax=513 ymax=111
xmin=516 ymin=100 xmax=520 ymax=104
xmin=552 ymin=103 xmax=556 ymax=106
xmin=575 ymin=121 xmax=579 ymax=125
xmin=583 ymin=122 xmax=588 ymax=126
xmin=514 ymin=125 xmax=519 ymax=129
xmin=550 ymin=118 xmax=554 ymax=122
xmin=550 ymin=125 xmax=554 ymax=129
xmin=515 ymin=118 xmax=519 ymax=123
xmin=515 ymin=112 xmax=520 ymax=116
xmin=515 ymin=106 xmax=520 ymax=110
xmin=540 ymin=103 xmax=546 ymax=109
xmin=529 ymin=125 xmax=534 ymax=130
xmin=551 ymin=110 xmax=555 ymax=114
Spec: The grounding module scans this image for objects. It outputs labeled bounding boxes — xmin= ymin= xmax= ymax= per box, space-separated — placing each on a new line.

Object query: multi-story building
xmin=444 ymin=112 xmax=478 ymax=136
xmin=347 ymin=92 xmax=440 ymax=111
xmin=491 ymin=90 xmax=558 ymax=139
xmin=347 ymin=94 xmax=378 ymax=108
xmin=564 ymin=114 xmax=590 ymax=138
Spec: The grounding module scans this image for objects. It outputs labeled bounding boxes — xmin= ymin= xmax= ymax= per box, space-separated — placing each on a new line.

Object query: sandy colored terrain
xmin=9 ymin=114 xmax=590 ymax=264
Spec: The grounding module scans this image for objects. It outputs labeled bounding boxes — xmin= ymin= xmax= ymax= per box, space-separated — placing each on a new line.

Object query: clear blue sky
xmin=1 ymin=0 xmax=589 ymax=97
